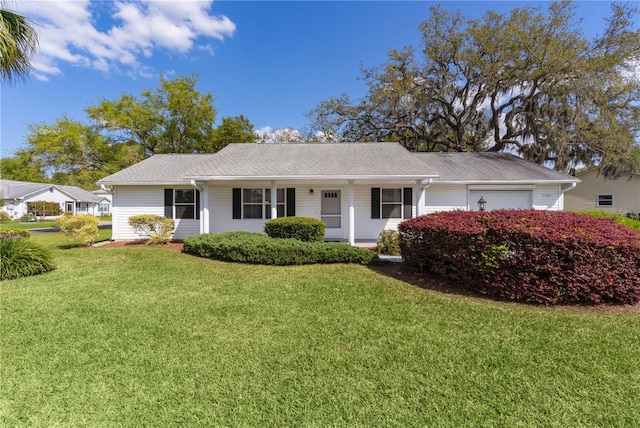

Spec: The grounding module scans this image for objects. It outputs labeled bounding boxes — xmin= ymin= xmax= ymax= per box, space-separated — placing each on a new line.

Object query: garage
xmin=469 ymin=190 xmax=533 ymax=211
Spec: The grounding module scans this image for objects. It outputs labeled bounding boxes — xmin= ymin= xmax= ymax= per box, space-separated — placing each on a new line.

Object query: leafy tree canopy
xmin=2 ymin=75 xmax=258 ymax=189
xmin=307 ymin=0 xmax=640 ymax=178
xmin=0 ymin=4 xmax=38 ymax=83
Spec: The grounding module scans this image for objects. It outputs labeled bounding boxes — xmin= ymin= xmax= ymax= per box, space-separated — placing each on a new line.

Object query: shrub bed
xmin=0 ymin=237 xmax=54 ymax=280
xmin=183 ymin=232 xmax=380 ymax=266
xmin=128 ymin=214 xmax=175 ymax=244
xmin=399 ymin=210 xmax=640 ymax=305
xmin=264 ymin=216 xmax=325 ymax=242
xmin=57 ymin=214 xmax=100 ymax=246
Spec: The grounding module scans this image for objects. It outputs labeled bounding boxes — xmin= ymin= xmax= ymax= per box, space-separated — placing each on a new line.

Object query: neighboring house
xmin=564 ymin=169 xmax=640 ymax=213
xmin=98 ymin=143 xmax=579 ymax=244
xmin=0 ymin=179 xmax=102 ymax=219
xmin=92 ymin=187 xmax=113 ymax=216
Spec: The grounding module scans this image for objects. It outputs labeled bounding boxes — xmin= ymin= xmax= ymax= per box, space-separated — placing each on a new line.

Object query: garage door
xmin=469 ymin=190 xmax=532 ymax=211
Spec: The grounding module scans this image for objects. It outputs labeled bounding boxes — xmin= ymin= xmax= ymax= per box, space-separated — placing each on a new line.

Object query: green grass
xmin=1 ymin=244 xmax=639 ymax=426
xmin=30 ymin=229 xmax=112 ymax=250
xmin=578 ymin=210 xmax=640 ymax=232
xmin=0 ymin=220 xmax=59 ymax=230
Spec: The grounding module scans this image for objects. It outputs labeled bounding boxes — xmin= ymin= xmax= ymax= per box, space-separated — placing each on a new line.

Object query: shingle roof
xmin=98 ymin=143 xmax=438 ymax=184
xmin=186 ymin=142 xmax=436 ymax=179
xmin=415 ymin=152 xmax=580 ymax=183
xmin=97 ymin=143 xmax=580 ymax=185
xmin=0 ymin=179 xmax=101 ymax=202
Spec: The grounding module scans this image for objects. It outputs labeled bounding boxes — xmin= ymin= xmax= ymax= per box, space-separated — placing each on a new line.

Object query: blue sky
xmin=1 ymin=1 xmax=634 ymax=157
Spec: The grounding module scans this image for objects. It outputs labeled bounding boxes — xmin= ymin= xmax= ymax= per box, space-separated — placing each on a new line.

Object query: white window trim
xmin=380 ymin=188 xmax=403 ymax=219
xmin=174 ymin=189 xmax=197 ymax=220
xmin=242 ymin=188 xmax=286 ymax=220
xmin=596 ymin=194 xmax=614 ymax=207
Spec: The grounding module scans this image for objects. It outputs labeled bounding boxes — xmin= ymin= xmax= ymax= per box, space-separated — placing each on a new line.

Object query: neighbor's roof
xmin=0 ymin=179 xmax=101 ymax=201
xmin=98 ymin=143 xmax=439 ymax=184
xmin=415 ymin=152 xmax=580 ymax=183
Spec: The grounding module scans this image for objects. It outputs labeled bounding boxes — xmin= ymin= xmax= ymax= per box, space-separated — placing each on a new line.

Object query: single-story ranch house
xmin=0 ymin=179 xmax=104 ymax=220
xmin=97 ymin=142 xmax=580 ymax=244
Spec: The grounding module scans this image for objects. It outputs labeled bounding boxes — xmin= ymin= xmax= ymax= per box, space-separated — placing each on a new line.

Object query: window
xmin=241 ymin=188 xmax=285 ymax=219
xmin=597 ymin=194 xmax=614 ymax=207
xmin=98 ymin=202 xmax=110 ymax=212
xmin=371 ymin=187 xmax=413 ymax=219
xmin=164 ymin=189 xmax=200 ymax=220
xmin=233 ymin=188 xmax=295 ymax=219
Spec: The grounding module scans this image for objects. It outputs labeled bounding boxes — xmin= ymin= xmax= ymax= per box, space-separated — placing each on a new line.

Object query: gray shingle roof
xmin=0 ymin=179 xmax=101 ymax=202
xmin=98 ymin=143 xmax=438 ymax=184
xmin=186 ymin=143 xmax=435 ymax=178
xmin=97 ymin=143 xmax=580 ymax=185
xmin=415 ymin=152 xmax=580 ymax=183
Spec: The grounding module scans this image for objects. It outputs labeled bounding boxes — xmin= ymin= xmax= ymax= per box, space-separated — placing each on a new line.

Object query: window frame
xmin=596 ymin=194 xmax=614 ymax=207
xmin=241 ymin=188 xmax=286 ymax=220
xmin=165 ymin=188 xmax=199 ymax=220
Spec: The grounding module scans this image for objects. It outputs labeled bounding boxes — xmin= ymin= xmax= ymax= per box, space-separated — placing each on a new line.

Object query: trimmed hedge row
xmin=183 ymin=232 xmax=380 ymax=266
xmin=399 ymin=210 xmax=640 ymax=305
xmin=264 ymin=216 xmax=325 ymax=242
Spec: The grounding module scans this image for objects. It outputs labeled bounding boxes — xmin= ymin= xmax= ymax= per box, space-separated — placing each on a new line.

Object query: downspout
xmin=560 ymin=182 xmax=577 ymax=193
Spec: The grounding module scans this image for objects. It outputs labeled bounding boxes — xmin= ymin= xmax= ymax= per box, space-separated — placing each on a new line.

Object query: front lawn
xmin=1 ymin=245 xmax=638 ymax=426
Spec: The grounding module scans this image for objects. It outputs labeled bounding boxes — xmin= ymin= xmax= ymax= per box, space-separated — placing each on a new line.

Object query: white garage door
xmin=469 ymin=190 xmax=532 ymax=211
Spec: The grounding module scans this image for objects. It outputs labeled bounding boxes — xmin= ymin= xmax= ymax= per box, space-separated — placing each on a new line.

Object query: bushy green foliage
xmin=0 ymin=237 xmax=54 ymax=280
xmin=376 ymin=229 xmax=400 ymax=255
xmin=0 ymin=211 xmax=11 ymax=221
xmin=264 ymin=216 xmax=326 ymax=242
xmin=56 ymin=214 xmax=100 ymax=246
xmin=399 ymin=210 xmax=640 ymax=305
xmin=27 ymin=200 xmax=62 ymax=216
xmin=183 ymin=232 xmax=380 ymax=266
xmin=20 ymin=213 xmax=36 ymax=222
xmin=128 ymin=214 xmax=174 ymax=244
xmin=579 ymin=210 xmax=640 ymax=233
xmin=0 ymin=228 xmax=31 ymax=240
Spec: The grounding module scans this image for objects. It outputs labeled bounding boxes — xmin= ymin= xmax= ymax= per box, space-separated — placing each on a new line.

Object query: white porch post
xmin=416 ymin=179 xmax=425 ymax=217
xmin=270 ymin=180 xmax=278 ymax=219
xmin=202 ymin=182 xmax=209 ymax=234
xmin=348 ymin=180 xmax=355 ymax=246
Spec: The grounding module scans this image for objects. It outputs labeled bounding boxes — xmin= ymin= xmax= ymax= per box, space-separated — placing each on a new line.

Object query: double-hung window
xmin=164 ymin=189 xmax=200 ymax=220
xmin=233 ymin=188 xmax=295 ymax=219
xmin=597 ymin=194 xmax=614 ymax=207
xmin=371 ymin=187 xmax=412 ymax=219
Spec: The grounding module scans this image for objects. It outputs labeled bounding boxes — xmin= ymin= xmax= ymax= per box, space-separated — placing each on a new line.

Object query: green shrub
xmin=0 ymin=237 xmax=55 ymax=280
xmin=20 ymin=213 xmax=36 ymax=222
xmin=56 ymin=214 xmax=100 ymax=246
xmin=183 ymin=232 xmax=380 ymax=266
xmin=0 ymin=228 xmax=31 ymax=240
xmin=376 ymin=229 xmax=400 ymax=255
xmin=27 ymin=200 xmax=62 ymax=217
xmin=579 ymin=210 xmax=640 ymax=233
xmin=128 ymin=215 xmax=175 ymax=244
xmin=264 ymin=216 xmax=326 ymax=242
xmin=0 ymin=211 xmax=11 ymax=221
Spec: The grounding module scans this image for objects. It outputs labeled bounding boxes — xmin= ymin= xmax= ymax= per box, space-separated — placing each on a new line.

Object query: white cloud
xmin=14 ymin=0 xmax=235 ymax=79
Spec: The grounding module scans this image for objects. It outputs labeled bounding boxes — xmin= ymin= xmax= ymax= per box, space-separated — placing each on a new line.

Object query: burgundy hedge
xmin=398 ymin=210 xmax=640 ymax=305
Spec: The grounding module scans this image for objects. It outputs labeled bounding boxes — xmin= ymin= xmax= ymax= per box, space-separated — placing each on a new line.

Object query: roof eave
xmin=186 ymin=174 xmax=440 ymax=181
xmin=434 ymin=179 xmax=581 ymax=184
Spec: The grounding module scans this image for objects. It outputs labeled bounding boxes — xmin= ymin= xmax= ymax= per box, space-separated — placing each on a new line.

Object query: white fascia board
xmin=185 ymin=174 xmax=440 ymax=181
xmin=97 ymin=181 xmax=192 ymax=186
xmin=435 ymin=179 xmax=580 ymax=185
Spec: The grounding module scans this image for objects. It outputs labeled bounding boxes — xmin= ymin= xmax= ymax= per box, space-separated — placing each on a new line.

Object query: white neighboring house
xmin=0 ymin=179 xmax=102 ymax=220
xmin=97 ymin=142 xmax=580 ymax=243
xmin=92 ymin=187 xmax=113 ymax=216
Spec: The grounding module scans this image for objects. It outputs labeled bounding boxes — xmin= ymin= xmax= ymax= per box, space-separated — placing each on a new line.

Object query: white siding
xmin=424 ymin=184 xmax=468 ymax=212
xmin=112 ymin=185 xmax=199 ymax=241
xmin=532 ymin=184 xmax=562 ymax=210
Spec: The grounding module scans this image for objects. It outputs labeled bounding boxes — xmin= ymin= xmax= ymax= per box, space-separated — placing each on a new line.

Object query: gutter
xmin=560 ymin=182 xmax=577 ymax=193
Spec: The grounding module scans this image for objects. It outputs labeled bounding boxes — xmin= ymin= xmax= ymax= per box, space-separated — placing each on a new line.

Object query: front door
xmin=65 ymin=201 xmax=74 ymax=214
xmin=321 ymin=190 xmax=342 ymax=240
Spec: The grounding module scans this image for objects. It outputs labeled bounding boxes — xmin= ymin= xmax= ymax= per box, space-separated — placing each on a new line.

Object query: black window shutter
xmin=403 ymin=187 xmax=413 ymax=219
xmin=232 ymin=188 xmax=242 ymax=219
xmin=164 ymin=189 xmax=173 ymax=218
xmin=195 ymin=189 xmax=201 ymax=220
xmin=286 ymin=188 xmax=296 ymax=217
xmin=371 ymin=188 xmax=381 ymax=219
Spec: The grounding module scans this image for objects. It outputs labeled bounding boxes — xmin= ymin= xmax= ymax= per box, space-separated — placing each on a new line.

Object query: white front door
xmin=321 ymin=190 xmax=342 ymax=240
